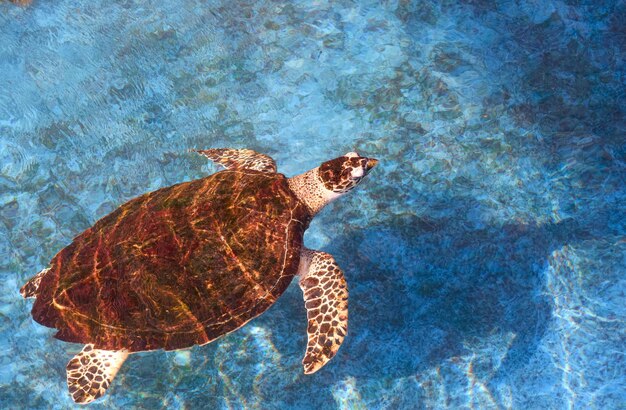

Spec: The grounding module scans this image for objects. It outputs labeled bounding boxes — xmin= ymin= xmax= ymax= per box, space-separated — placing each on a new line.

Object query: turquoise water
xmin=1 ymin=0 xmax=624 ymax=408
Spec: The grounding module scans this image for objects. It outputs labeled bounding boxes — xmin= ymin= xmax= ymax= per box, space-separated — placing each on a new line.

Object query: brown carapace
xmin=21 ymin=148 xmax=378 ymax=403
xmin=31 ymin=170 xmax=310 ymax=352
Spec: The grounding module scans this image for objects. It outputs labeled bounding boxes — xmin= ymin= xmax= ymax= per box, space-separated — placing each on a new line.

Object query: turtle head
xmin=288 ymin=151 xmax=378 ymax=215
xmin=318 ymin=152 xmax=378 ymax=194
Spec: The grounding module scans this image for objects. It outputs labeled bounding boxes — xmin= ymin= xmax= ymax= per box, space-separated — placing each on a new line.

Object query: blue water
xmin=1 ymin=0 xmax=624 ymax=408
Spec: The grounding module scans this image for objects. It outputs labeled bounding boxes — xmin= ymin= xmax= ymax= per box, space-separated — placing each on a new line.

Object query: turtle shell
xmin=31 ymin=170 xmax=311 ymax=352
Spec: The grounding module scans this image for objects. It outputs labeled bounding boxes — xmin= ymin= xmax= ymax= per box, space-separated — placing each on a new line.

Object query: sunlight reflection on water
xmin=1 ymin=0 xmax=624 ymax=408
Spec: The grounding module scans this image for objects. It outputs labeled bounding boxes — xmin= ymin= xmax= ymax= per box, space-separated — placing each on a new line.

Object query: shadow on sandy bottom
xmin=262 ymin=201 xmax=610 ymax=396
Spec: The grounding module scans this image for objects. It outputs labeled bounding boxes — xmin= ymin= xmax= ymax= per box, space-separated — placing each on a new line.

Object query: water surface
xmin=0 ymin=0 xmax=624 ymax=408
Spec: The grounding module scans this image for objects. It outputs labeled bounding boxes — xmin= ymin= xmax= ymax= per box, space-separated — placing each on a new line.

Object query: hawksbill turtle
xmin=20 ymin=148 xmax=378 ymax=404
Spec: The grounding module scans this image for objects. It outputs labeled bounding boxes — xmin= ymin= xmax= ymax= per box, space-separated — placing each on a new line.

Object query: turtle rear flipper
xmin=298 ymin=249 xmax=348 ymax=374
xmin=66 ymin=345 xmax=129 ymax=404
xmin=20 ymin=268 xmax=49 ymax=298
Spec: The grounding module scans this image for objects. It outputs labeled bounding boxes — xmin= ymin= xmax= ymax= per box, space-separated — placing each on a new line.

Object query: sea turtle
xmin=20 ymin=148 xmax=378 ymax=404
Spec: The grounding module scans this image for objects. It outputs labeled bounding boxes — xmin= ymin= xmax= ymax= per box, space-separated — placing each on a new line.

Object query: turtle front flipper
xmin=298 ymin=249 xmax=348 ymax=374
xmin=195 ymin=148 xmax=277 ymax=173
xmin=9 ymin=0 xmax=33 ymax=6
xmin=66 ymin=345 xmax=129 ymax=404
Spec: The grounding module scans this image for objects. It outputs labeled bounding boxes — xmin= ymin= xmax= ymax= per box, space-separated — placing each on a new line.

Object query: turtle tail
xmin=20 ymin=268 xmax=49 ymax=299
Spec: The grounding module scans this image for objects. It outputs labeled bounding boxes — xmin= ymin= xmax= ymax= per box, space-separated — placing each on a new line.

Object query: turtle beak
xmin=365 ymin=158 xmax=378 ymax=172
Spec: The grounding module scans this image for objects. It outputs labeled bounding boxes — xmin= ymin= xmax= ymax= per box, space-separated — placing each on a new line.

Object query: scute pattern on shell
xmin=31 ymin=170 xmax=311 ymax=352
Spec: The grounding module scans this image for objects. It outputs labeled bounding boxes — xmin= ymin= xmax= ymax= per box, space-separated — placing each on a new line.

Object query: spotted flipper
xmin=66 ymin=345 xmax=129 ymax=404
xmin=298 ymin=249 xmax=348 ymax=374
xmin=10 ymin=0 xmax=33 ymax=6
xmin=19 ymin=268 xmax=49 ymax=298
xmin=195 ymin=148 xmax=277 ymax=173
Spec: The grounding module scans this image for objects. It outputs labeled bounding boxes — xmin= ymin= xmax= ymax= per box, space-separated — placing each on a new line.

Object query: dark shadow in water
xmin=258 ymin=193 xmax=615 ymax=406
